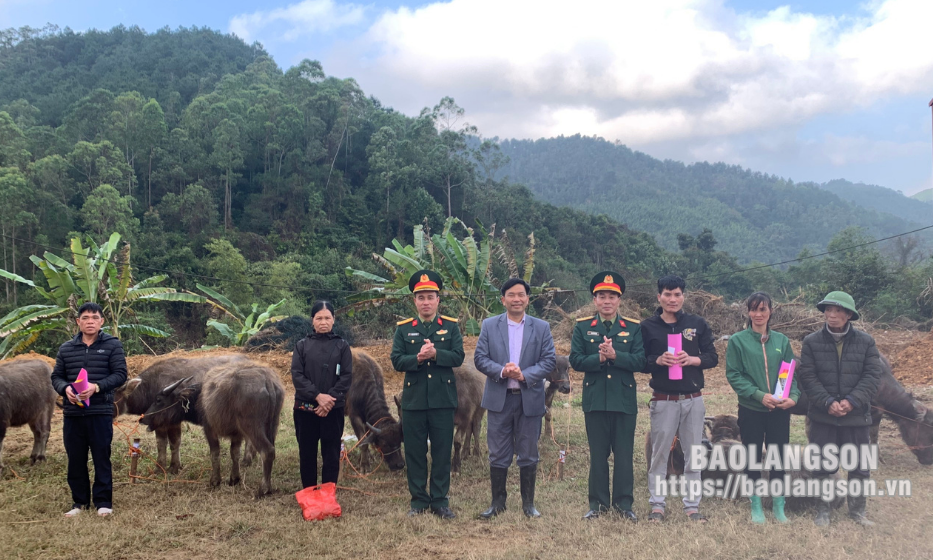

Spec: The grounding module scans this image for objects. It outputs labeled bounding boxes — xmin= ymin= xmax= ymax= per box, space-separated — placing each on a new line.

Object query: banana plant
xmin=197 ymin=283 xmax=288 ymax=346
xmin=0 ymin=232 xmax=206 ymax=358
xmin=344 ymin=216 xmax=550 ymax=335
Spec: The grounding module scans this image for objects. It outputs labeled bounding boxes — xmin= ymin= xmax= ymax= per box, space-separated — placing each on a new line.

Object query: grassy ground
xmin=2 ymin=381 xmax=932 ymax=560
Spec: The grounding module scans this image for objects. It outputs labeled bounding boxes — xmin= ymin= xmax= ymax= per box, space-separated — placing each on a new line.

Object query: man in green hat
xmin=570 ymin=272 xmax=645 ymax=521
xmin=391 ymin=270 xmax=464 ymax=519
xmin=797 ymin=291 xmax=881 ymax=527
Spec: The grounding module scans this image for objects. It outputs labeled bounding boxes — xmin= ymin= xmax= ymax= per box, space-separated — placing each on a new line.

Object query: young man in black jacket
xmin=641 ymin=275 xmax=718 ymax=523
xmin=50 ymin=302 xmax=128 ymax=517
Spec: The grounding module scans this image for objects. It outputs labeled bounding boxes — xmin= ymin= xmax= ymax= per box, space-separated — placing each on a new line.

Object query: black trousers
xmin=737 ymin=405 xmax=790 ymax=481
xmin=808 ymin=421 xmax=872 ymax=479
xmin=294 ymin=407 xmax=345 ymax=488
xmin=63 ymin=414 xmax=114 ymax=509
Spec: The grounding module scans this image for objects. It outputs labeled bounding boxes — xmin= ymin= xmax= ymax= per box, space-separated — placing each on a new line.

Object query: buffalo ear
xmin=179 ymin=383 xmax=201 ymax=399
xmin=123 ymin=377 xmax=142 ymax=393
xmin=359 ymin=431 xmax=376 ymax=446
xmin=914 ymin=401 xmax=929 ymax=422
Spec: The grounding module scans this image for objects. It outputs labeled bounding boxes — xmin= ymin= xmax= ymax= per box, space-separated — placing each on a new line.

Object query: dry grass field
xmin=2 ymin=337 xmax=933 ymax=560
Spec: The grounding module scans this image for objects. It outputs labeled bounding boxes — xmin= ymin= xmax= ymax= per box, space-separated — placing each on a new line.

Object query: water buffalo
xmin=114 ymin=354 xmax=248 ymax=474
xmin=140 ymin=360 xmax=285 ymax=497
xmin=644 ymin=414 xmax=741 ymax=480
xmin=451 ymin=356 xmax=486 ymax=473
xmin=790 ymin=355 xmax=933 ymax=465
xmin=0 ymin=360 xmax=56 ymax=475
xmin=392 ymin=352 xmax=488 ymax=474
xmin=345 ymin=350 xmax=405 ymax=471
xmin=543 ymin=355 xmax=571 ymax=441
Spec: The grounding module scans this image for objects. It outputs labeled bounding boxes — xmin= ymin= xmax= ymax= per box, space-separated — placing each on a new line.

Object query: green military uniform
xmin=569 ymin=272 xmax=646 ymax=516
xmin=390 ymin=270 xmax=465 ymax=513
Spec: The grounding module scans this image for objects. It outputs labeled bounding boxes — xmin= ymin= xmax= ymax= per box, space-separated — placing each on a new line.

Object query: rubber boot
xmin=478 ymin=467 xmax=508 ymax=519
xmin=847 ymin=495 xmax=875 ymax=527
xmin=772 ymin=496 xmax=788 ymax=524
xmin=814 ymin=500 xmax=831 ymax=527
xmin=750 ymin=495 xmax=766 ymax=524
xmin=519 ymin=465 xmax=541 ymax=518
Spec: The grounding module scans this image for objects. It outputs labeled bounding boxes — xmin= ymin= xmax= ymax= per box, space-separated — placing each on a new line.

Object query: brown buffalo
xmin=140 ymin=360 xmax=284 ymax=497
xmin=0 ymin=360 xmax=56 ymax=475
xmin=451 ymin=356 xmax=485 ymax=473
xmin=114 ymin=354 xmax=248 ymax=474
xmin=345 ymin=350 xmax=405 ymax=471
xmin=790 ymin=355 xmax=933 ymax=465
xmin=393 ymin=352 xmax=488 ymax=474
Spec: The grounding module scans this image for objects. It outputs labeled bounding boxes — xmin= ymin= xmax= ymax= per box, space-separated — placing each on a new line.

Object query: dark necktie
xmin=604 ymin=320 xmax=612 ymax=331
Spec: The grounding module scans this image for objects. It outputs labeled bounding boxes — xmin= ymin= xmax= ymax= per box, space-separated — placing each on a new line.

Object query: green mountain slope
xmin=497 ymin=136 xmax=927 ymax=264
xmin=819 ymin=179 xmax=933 ymax=224
xmin=0 ymin=25 xmax=264 ymax=126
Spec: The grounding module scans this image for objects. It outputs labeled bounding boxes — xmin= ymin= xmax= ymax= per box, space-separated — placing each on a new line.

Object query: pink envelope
xmin=71 ymin=368 xmax=91 ymax=407
xmin=773 ymin=360 xmax=796 ymax=399
xmin=668 ymin=334 xmax=683 ymax=380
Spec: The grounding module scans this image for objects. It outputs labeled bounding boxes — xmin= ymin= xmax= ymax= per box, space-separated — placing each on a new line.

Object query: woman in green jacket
xmin=725 ymin=292 xmax=800 ymax=524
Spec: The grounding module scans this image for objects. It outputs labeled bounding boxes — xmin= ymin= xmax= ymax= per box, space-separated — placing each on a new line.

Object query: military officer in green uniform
xmin=570 ymin=272 xmax=646 ymax=521
xmin=391 ymin=270 xmax=465 ymax=519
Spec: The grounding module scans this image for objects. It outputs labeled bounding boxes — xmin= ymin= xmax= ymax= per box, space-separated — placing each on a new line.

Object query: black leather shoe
xmin=618 ymin=509 xmax=637 ymax=523
xmin=478 ymin=505 xmax=505 ymax=520
xmin=583 ymin=509 xmax=601 ymax=520
xmin=431 ymin=506 xmax=456 ymax=520
xmin=407 ymin=507 xmax=428 ymax=517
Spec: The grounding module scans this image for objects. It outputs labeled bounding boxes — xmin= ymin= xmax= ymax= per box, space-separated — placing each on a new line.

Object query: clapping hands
xmin=417 ymin=340 xmax=437 ymax=363
xmin=503 ymin=362 xmax=525 ymax=383
xmin=598 ymin=336 xmax=616 ymax=363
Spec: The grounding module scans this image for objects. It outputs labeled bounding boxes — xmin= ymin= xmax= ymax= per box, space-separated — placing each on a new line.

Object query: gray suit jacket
xmin=474 ymin=313 xmax=556 ymax=416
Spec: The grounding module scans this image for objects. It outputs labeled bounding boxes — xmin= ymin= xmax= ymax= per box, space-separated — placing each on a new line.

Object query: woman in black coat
xmin=290 ymin=301 xmax=353 ymax=488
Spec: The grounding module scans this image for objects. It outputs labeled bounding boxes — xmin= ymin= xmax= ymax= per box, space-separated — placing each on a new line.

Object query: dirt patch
xmin=5 ymin=351 xmax=56 ymax=367
xmin=890 ymin=331 xmax=933 ymax=386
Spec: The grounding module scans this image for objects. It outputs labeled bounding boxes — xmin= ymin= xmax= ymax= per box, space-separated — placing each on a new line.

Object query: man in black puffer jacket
xmin=797 ymin=291 xmax=881 ymax=527
xmin=50 ymin=302 xmax=127 ymax=518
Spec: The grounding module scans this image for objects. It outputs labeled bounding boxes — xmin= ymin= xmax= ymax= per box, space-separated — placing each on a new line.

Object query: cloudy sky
xmin=3 ymin=0 xmax=933 ymax=196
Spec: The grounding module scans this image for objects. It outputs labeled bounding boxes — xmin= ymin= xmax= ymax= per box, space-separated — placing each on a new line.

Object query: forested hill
xmin=819 ymin=179 xmax=933 ymax=226
xmin=0 ymin=25 xmax=681 ymax=329
xmin=1 ymin=25 xmax=932 ymax=352
xmin=496 ymin=136 xmax=929 ymax=264
xmin=0 ymin=24 xmax=264 ymax=126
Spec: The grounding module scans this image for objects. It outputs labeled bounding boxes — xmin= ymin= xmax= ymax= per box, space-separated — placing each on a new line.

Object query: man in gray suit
xmin=474 ymin=278 xmax=557 ymax=519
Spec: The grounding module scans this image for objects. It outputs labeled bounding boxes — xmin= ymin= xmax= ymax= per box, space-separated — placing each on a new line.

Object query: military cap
xmin=409 ymin=269 xmax=443 ymax=293
xmin=817 ymin=290 xmax=860 ymax=321
xmin=590 ymin=271 xmax=625 ymax=295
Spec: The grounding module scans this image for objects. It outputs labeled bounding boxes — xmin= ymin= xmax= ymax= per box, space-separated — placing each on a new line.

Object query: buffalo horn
xmin=161 ymin=376 xmax=193 ymax=395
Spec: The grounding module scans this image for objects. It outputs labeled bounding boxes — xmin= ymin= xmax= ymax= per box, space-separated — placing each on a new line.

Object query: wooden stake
xmin=130 ymin=438 xmax=141 ymax=483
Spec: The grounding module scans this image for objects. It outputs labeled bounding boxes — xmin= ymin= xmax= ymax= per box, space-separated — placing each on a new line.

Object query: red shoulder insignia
xmin=590 ymin=319 xmax=597 ymax=327
xmin=412 ymin=320 xmax=418 ymax=327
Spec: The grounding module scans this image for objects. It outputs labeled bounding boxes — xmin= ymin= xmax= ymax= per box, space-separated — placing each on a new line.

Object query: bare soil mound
xmin=890 ymin=331 xmax=933 ymax=386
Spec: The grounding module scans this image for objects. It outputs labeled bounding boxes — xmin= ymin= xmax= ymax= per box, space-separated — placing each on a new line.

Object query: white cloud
xmin=229 ymin=0 xmax=365 ymax=43
xmin=326 ymin=0 xmax=933 ymax=146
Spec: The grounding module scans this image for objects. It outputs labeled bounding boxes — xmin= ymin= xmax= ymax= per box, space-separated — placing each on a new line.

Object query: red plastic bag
xmin=295 ymin=482 xmax=342 ymax=521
